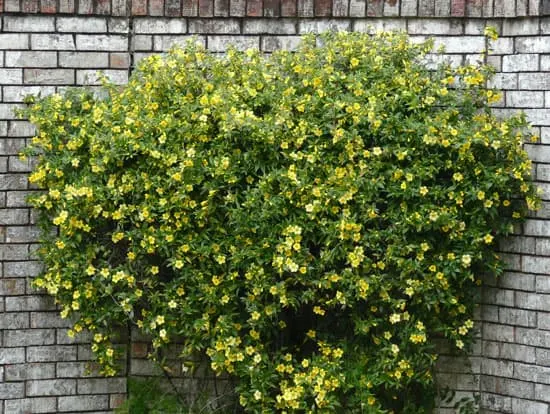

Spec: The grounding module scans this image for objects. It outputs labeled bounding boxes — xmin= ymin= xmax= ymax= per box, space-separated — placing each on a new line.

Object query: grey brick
xmin=488 ymin=73 xmax=517 ymax=90
xmin=77 ymin=377 xmax=126 ymax=394
xmin=4 ymin=328 xmax=55 ymax=346
xmin=5 ymin=295 xmax=56 ymax=312
xmin=500 ymin=343 xmax=536 ymax=363
xmin=132 ymin=35 xmax=153 ymax=51
xmin=523 ymin=109 xmax=550 ymax=126
xmin=4 ymin=16 xmax=55 ymax=32
xmin=188 ymin=18 xmax=240 ymax=34
xmin=499 ymin=307 xmax=537 ymax=327
xmin=0 ymin=68 xmax=23 ymax=84
xmin=31 ymin=34 xmax=76 ymax=51
xmin=511 ymin=397 xmax=549 ymax=414
xmin=516 ymin=291 xmax=550 ymax=311
xmin=2 ymin=86 xmax=56 ymax=102
xmin=130 ymin=358 xmax=163 ymax=375
xmin=432 ymin=35 xmax=485 ymax=53
xmin=524 ymin=218 xmax=550 ymax=236
xmin=506 ymin=91 xmax=544 ymax=108
xmin=495 ymin=378 xmax=534 ymax=399
xmin=5 ymin=51 xmax=57 ymax=68
xmin=26 ymin=379 xmax=76 ymax=396
xmin=499 ymin=237 xmax=536 ymax=254
xmin=539 ymin=312 xmax=550 ymax=330
xmin=0 ymin=312 xmax=29 ymax=329
xmin=502 ymin=53 xmax=540 ymax=73
xmin=0 ymin=279 xmax=26 ymax=296
xmin=75 ymin=35 xmax=129 ymax=51
xmin=8 ymin=156 xmax=32 ymax=172
xmin=57 ymin=17 xmax=108 ymax=33
xmin=491 ymin=37 xmax=514 ymax=55
xmin=524 ymin=254 xmax=550 ymax=275
xmin=54 ymin=328 xmax=91 ymax=346
xmin=483 ymin=322 xmax=515 ymax=342
xmin=57 ymin=361 xmax=99 ymax=377
xmin=514 ymin=362 xmax=550 ymax=384
xmin=6 ymin=191 xmax=38 ymax=208
xmin=0 ymin=347 xmax=25 ymax=364
xmin=76 ymin=70 xmax=128 ymax=86
xmin=483 ymin=341 xmax=500 ymax=358
xmin=27 ymin=345 xmax=77 ymax=362
xmin=4 ymin=397 xmax=57 ymax=413
xmin=8 ymin=121 xmax=37 ymax=137
xmin=483 ymin=287 xmax=515 ymax=306
xmin=525 ymin=144 xmax=550 ymax=161
xmin=499 ymin=272 xmax=536 ymax=291
xmin=535 ymin=383 xmax=550 ymax=402
xmin=59 ymin=52 xmax=109 ymax=68
xmin=0 ymin=104 xmax=24 ymax=120
xmin=207 ymin=36 xmax=259 ymax=53
xmin=0 ymin=243 xmax=29 ymax=260
xmin=24 ymin=69 xmax=75 ymax=85
xmin=5 ymin=363 xmax=56 ymax=380
xmin=108 ymin=18 xmax=129 ymax=34
xmin=503 ymin=19 xmax=540 ymax=36
xmin=536 ymin=275 xmax=550 ymax=293
xmin=537 ymin=348 xmax=550 ymax=365
xmin=152 ymin=35 xmax=206 ymax=51
xmin=261 ymin=36 xmax=302 ymax=52
xmin=58 ymin=395 xmax=109 ymax=412
xmin=516 ymin=327 xmax=550 ymax=347
xmin=299 ymin=19 xmax=351 ymax=33
xmin=0 ymin=208 xmax=29 ymax=224
xmin=481 ymin=358 xmax=514 ymax=377
xmin=4 ymin=260 xmax=42 ymax=277
xmin=407 ymin=18 xmax=463 ymax=35
xmin=516 ymin=36 xmax=550 ymax=53
xmin=134 ymin=18 xmax=187 ymax=34
xmin=243 ymin=18 xmax=297 ymax=34
xmin=30 ymin=312 xmax=72 ymax=329
xmin=0 ymin=382 xmax=25 ymax=399
xmin=0 ymin=34 xmax=30 ymax=50
xmin=352 ymin=18 xmax=407 ymax=33
xmin=5 ymin=226 xmax=40 ymax=243
xmin=542 ymin=55 xmax=550 ymax=71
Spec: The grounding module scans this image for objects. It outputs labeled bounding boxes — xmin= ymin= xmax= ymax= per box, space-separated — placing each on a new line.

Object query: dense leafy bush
xmin=22 ymin=31 xmax=538 ymax=412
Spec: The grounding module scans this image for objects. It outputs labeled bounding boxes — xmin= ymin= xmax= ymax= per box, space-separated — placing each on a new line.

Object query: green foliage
xmin=22 ymin=31 xmax=539 ymax=413
xmin=116 ymin=379 xmax=188 ymax=414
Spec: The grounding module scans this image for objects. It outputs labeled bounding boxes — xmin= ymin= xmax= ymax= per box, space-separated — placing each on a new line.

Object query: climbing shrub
xmin=22 ymin=31 xmax=539 ymax=413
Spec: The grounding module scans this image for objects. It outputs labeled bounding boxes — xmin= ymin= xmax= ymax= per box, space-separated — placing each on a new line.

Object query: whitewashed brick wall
xmin=1 ymin=4 xmax=550 ymax=413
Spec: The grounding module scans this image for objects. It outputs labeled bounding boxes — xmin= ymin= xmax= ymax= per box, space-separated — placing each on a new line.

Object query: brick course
xmin=1 ymin=6 xmax=550 ymax=414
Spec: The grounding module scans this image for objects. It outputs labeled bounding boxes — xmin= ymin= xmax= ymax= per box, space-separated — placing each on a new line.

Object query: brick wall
xmin=1 ymin=1 xmax=549 ymax=413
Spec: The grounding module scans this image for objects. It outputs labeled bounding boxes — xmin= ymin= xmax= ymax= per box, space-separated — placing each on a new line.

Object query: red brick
xmin=110 ymin=53 xmax=130 ymax=68
xmin=247 ymin=0 xmax=262 ymax=15
xmin=165 ymin=0 xmax=181 ymax=15
xmin=0 ymin=0 xmax=5 ymax=10
xmin=59 ymin=0 xmax=75 ymax=12
xmin=264 ymin=0 xmax=280 ymax=14
xmin=199 ymin=0 xmax=213 ymax=15
xmin=214 ymin=0 xmax=229 ymax=15
xmin=149 ymin=0 xmax=164 ymax=14
xmin=131 ymin=343 xmax=149 ymax=358
xmin=182 ymin=0 xmax=198 ymax=14
xmin=281 ymin=0 xmax=296 ymax=14
xmin=21 ymin=0 xmax=39 ymax=12
xmin=40 ymin=0 xmax=56 ymax=12
xmin=451 ymin=0 xmax=465 ymax=15
xmin=314 ymin=0 xmax=331 ymax=15
xmin=96 ymin=0 xmax=111 ymax=13
xmin=132 ymin=0 xmax=147 ymax=14
xmin=367 ymin=0 xmax=383 ymax=15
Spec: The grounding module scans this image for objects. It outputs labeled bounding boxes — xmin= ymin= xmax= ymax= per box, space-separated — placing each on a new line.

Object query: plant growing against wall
xmin=21 ymin=30 xmax=539 ymax=412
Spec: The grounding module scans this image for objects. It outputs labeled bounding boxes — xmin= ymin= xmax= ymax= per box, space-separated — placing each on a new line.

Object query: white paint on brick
xmin=4 ymin=16 xmax=55 ymax=33
xmin=298 ymin=19 xmax=351 ymax=34
xmin=243 ymin=18 xmax=297 ymax=34
xmin=75 ymin=35 xmax=128 ymax=51
xmin=502 ymin=53 xmax=539 ymax=72
xmin=206 ymin=36 xmax=260 ymax=53
xmin=134 ymin=18 xmax=187 ymax=34
xmin=76 ymin=69 xmax=128 ymax=85
xmin=57 ymin=17 xmax=108 ymax=33
xmin=352 ymin=18 xmax=407 ymax=33
xmin=31 ymin=34 xmax=76 ymax=51
xmin=516 ymin=36 xmax=550 ymax=53
xmin=0 ymin=68 xmax=23 ymax=83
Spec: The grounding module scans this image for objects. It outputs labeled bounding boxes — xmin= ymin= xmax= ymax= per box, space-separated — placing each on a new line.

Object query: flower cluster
xmin=22 ymin=31 xmax=539 ymax=412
